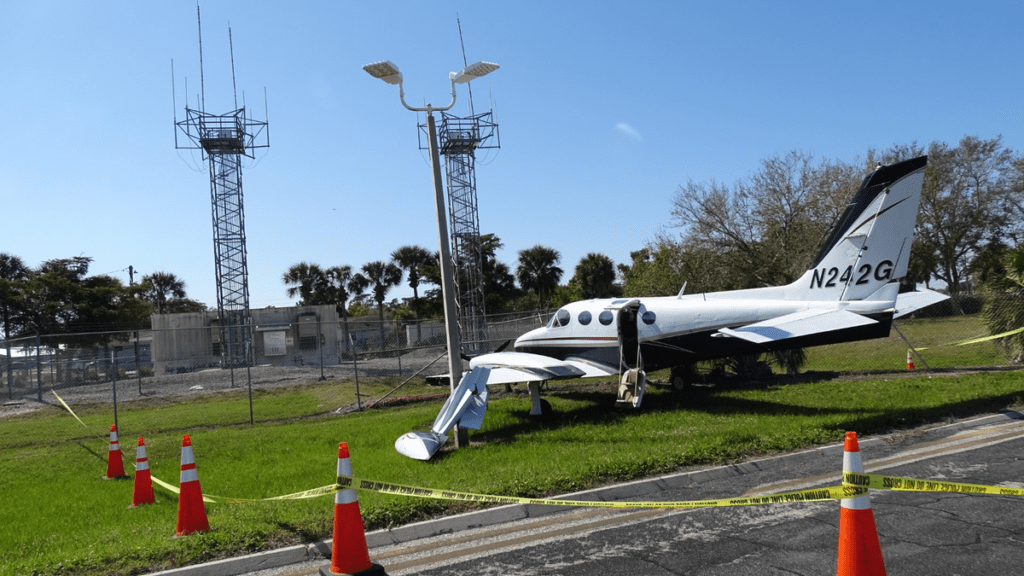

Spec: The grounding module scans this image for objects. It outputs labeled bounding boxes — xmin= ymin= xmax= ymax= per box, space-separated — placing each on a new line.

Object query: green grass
xmin=804 ymin=314 xmax=1006 ymax=372
xmin=2 ymin=314 xmax=1022 ymax=576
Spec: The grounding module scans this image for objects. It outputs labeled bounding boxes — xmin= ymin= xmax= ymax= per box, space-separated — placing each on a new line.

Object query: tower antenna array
xmin=173 ymin=8 xmax=269 ymax=369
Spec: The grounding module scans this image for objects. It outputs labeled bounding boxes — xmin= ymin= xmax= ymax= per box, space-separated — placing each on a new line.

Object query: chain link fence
xmin=3 ymin=297 xmax=1021 ymax=421
xmin=0 ymin=307 xmax=552 ymax=405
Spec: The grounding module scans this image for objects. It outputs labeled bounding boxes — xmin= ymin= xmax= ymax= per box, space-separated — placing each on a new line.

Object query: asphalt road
xmin=152 ymin=412 xmax=1024 ymax=576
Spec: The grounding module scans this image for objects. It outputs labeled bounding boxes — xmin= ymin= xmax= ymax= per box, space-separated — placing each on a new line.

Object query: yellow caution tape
xmin=336 ymin=475 xmax=865 ymax=509
xmin=145 ymin=471 xmax=1024 ymax=510
xmin=843 ymin=472 xmax=1024 ymax=496
xmin=51 ymin=389 xmax=88 ymax=428
xmin=954 ymin=326 xmax=1024 ymax=347
xmin=149 ymin=474 xmax=336 ymax=504
xmin=150 ymin=474 xmax=864 ymax=508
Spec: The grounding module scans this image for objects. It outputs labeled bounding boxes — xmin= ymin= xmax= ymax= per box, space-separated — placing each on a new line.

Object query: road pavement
xmin=149 ymin=410 xmax=1024 ymax=576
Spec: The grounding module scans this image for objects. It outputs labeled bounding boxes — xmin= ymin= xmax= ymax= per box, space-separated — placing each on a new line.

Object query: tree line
xmin=3 ymin=135 xmax=1021 ymax=358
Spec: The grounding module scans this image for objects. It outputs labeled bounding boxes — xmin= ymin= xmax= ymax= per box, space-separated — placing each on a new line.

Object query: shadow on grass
xmin=464 ymin=379 xmax=1024 ymax=456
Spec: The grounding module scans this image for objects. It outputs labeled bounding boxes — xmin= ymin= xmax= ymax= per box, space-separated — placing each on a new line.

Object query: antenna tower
xmin=173 ymin=9 xmax=269 ymax=368
xmin=419 ymin=20 xmax=500 ymax=355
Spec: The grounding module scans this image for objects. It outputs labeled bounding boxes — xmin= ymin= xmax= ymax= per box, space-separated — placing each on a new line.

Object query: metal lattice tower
xmin=175 ymin=107 xmax=268 ymax=367
xmin=173 ymin=12 xmax=269 ymax=368
xmin=421 ymin=111 xmax=499 ymax=354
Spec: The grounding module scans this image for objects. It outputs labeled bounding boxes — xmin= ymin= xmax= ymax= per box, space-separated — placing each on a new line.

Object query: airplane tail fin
xmin=792 ymin=156 xmax=927 ymax=302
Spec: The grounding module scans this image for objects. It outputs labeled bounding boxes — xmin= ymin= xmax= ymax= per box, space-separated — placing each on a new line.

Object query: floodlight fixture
xmin=363 ymin=60 xmax=403 ymax=85
xmin=452 ymin=61 xmax=500 ymax=84
xmin=363 ymin=59 xmax=500 ymax=112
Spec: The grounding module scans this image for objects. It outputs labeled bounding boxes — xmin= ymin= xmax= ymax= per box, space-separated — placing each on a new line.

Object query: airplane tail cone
xmin=129 ymin=437 xmax=156 ymax=508
xmin=837 ymin=432 xmax=887 ymax=576
xmin=906 ymin=349 xmax=914 ymax=370
xmin=320 ymin=443 xmax=387 ymax=576
xmin=104 ymin=424 xmax=128 ymax=480
xmin=175 ymin=435 xmax=210 ymax=537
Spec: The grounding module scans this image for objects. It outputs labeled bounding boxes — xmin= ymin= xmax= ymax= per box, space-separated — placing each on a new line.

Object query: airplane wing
xmin=894 ymin=289 xmax=949 ymax=318
xmin=395 ymin=352 xmax=618 ymax=460
xmin=714 ymin=308 xmax=878 ymax=345
xmin=470 ymin=351 xmax=618 ymax=383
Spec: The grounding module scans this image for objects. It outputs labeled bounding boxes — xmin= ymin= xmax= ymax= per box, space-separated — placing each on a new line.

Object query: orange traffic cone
xmin=837 ymin=431 xmax=886 ymax=576
xmin=128 ymin=437 xmax=156 ymax=508
xmin=175 ymin=434 xmax=210 ymax=537
xmin=320 ymin=443 xmax=386 ymax=576
xmin=906 ymin=350 xmax=914 ymax=370
xmin=104 ymin=424 xmax=128 ymax=479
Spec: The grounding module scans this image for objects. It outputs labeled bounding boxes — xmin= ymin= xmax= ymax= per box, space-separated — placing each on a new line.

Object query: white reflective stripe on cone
xmin=841 ymin=445 xmax=872 ymax=511
xmin=181 ymin=467 xmax=199 ymax=483
xmin=336 ymin=455 xmax=357 ymax=504
xmin=180 ymin=446 xmax=195 ymax=466
xmin=337 ymin=457 xmax=353 ymax=477
xmin=336 ymin=488 xmax=358 ymax=505
xmin=136 ymin=443 xmax=149 ymax=471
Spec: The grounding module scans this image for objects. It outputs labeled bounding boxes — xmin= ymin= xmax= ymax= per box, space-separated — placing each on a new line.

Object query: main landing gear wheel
xmin=670 ymin=365 xmax=691 ymax=392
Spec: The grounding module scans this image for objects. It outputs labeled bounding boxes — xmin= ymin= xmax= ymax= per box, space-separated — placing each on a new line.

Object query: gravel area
xmin=0 ymin=348 xmax=458 ymax=419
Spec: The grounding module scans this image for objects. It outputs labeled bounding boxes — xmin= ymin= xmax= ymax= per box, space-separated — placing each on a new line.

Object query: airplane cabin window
xmin=554 ymin=308 xmax=571 ymax=327
xmin=599 ymin=311 xmax=613 ymax=325
xmin=578 ymin=311 xmax=592 ymax=325
xmin=642 ymin=310 xmax=657 ymax=325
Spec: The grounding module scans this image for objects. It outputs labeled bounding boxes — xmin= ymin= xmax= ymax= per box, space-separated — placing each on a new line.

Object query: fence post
xmin=35 ymin=332 xmax=42 ymax=402
xmin=4 ymin=337 xmax=11 ymax=400
xmin=396 ymin=318 xmax=402 ymax=377
xmin=111 ymin=349 xmax=119 ymax=432
xmin=134 ymin=330 xmax=142 ymax=396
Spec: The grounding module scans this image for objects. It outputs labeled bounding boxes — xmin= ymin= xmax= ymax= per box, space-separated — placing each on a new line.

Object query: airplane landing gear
xmin=670 ymin=365 xmax=691 ymax=391
xmin=528 ymin=381 xmax=553 ymax=418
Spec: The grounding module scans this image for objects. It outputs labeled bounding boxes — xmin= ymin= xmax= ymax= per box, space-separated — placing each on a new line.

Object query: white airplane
xmin=396 ymin=156 xmax=948 ymax=460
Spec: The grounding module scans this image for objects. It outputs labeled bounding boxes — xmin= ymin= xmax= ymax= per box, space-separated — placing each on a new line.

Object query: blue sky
xmin=2 ymin=1 xmax=1021 ymax=310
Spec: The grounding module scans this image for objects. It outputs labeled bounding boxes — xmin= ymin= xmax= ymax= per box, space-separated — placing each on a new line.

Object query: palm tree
xmin=359 ymin=261 xmax=403 ymax=344
xmin=983 ymin=246 xmax=1024 ymax=363
xmin=570 ymin=253 xmax=617 ymax=299
xmin=516 ymin=245 xmax=563 ymax=307
xmin=141 ymin=271 xmax=187 ymax=314
xmin=391 ymin=245 xmax=433 ymax=341
xmin=282 ymin=262 xmax=329 ymax=305
xmin=324 ymin=265 xmax=367 ymax=356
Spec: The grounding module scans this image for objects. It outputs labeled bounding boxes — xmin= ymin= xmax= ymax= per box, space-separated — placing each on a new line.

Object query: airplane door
xmin=616 ymin=301 xmax=641 ymax=370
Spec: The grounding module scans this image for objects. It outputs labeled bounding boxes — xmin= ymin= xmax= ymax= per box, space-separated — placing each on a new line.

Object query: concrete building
xmin=151 ymin=305 xmax=345 ymax=373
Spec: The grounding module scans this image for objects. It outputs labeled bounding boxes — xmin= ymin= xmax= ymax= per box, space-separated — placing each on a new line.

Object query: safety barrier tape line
xmin=146 ymin=474 xmax=866 ymax=508
xmin=919 ymin=325 xmax=1024 ymax=351
xmin=51 ymin=389 xmax=88 ymax=428
xmin=843 ymin=472 xmax=1024 ymax=496
xmin=334 ymin=476 xmax=866 ymax=509
xmin=954 ymin=326 xmax=1024 ymax=347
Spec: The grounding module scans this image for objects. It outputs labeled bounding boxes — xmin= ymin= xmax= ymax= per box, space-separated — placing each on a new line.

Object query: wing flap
xmin=716 ymin=309 xmax=878 ymax=344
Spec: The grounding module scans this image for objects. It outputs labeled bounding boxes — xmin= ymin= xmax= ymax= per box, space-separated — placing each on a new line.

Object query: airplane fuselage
xmin=514 ymin=292 xmax=895 ymax=373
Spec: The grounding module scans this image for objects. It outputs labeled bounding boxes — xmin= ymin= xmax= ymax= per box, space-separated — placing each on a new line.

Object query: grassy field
xmin=1 ymin=314 xmax=1021 ymax=576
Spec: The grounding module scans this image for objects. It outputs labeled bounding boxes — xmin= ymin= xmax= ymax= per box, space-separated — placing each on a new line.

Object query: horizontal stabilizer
xmin=894 ymin=289 xmax=949 ymax=318
xmin=715 ymin=309 xmax=877 ymax=344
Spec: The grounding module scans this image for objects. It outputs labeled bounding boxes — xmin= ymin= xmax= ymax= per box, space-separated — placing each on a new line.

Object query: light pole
xmin=364 ymin=60 xmax=499 ymax=450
